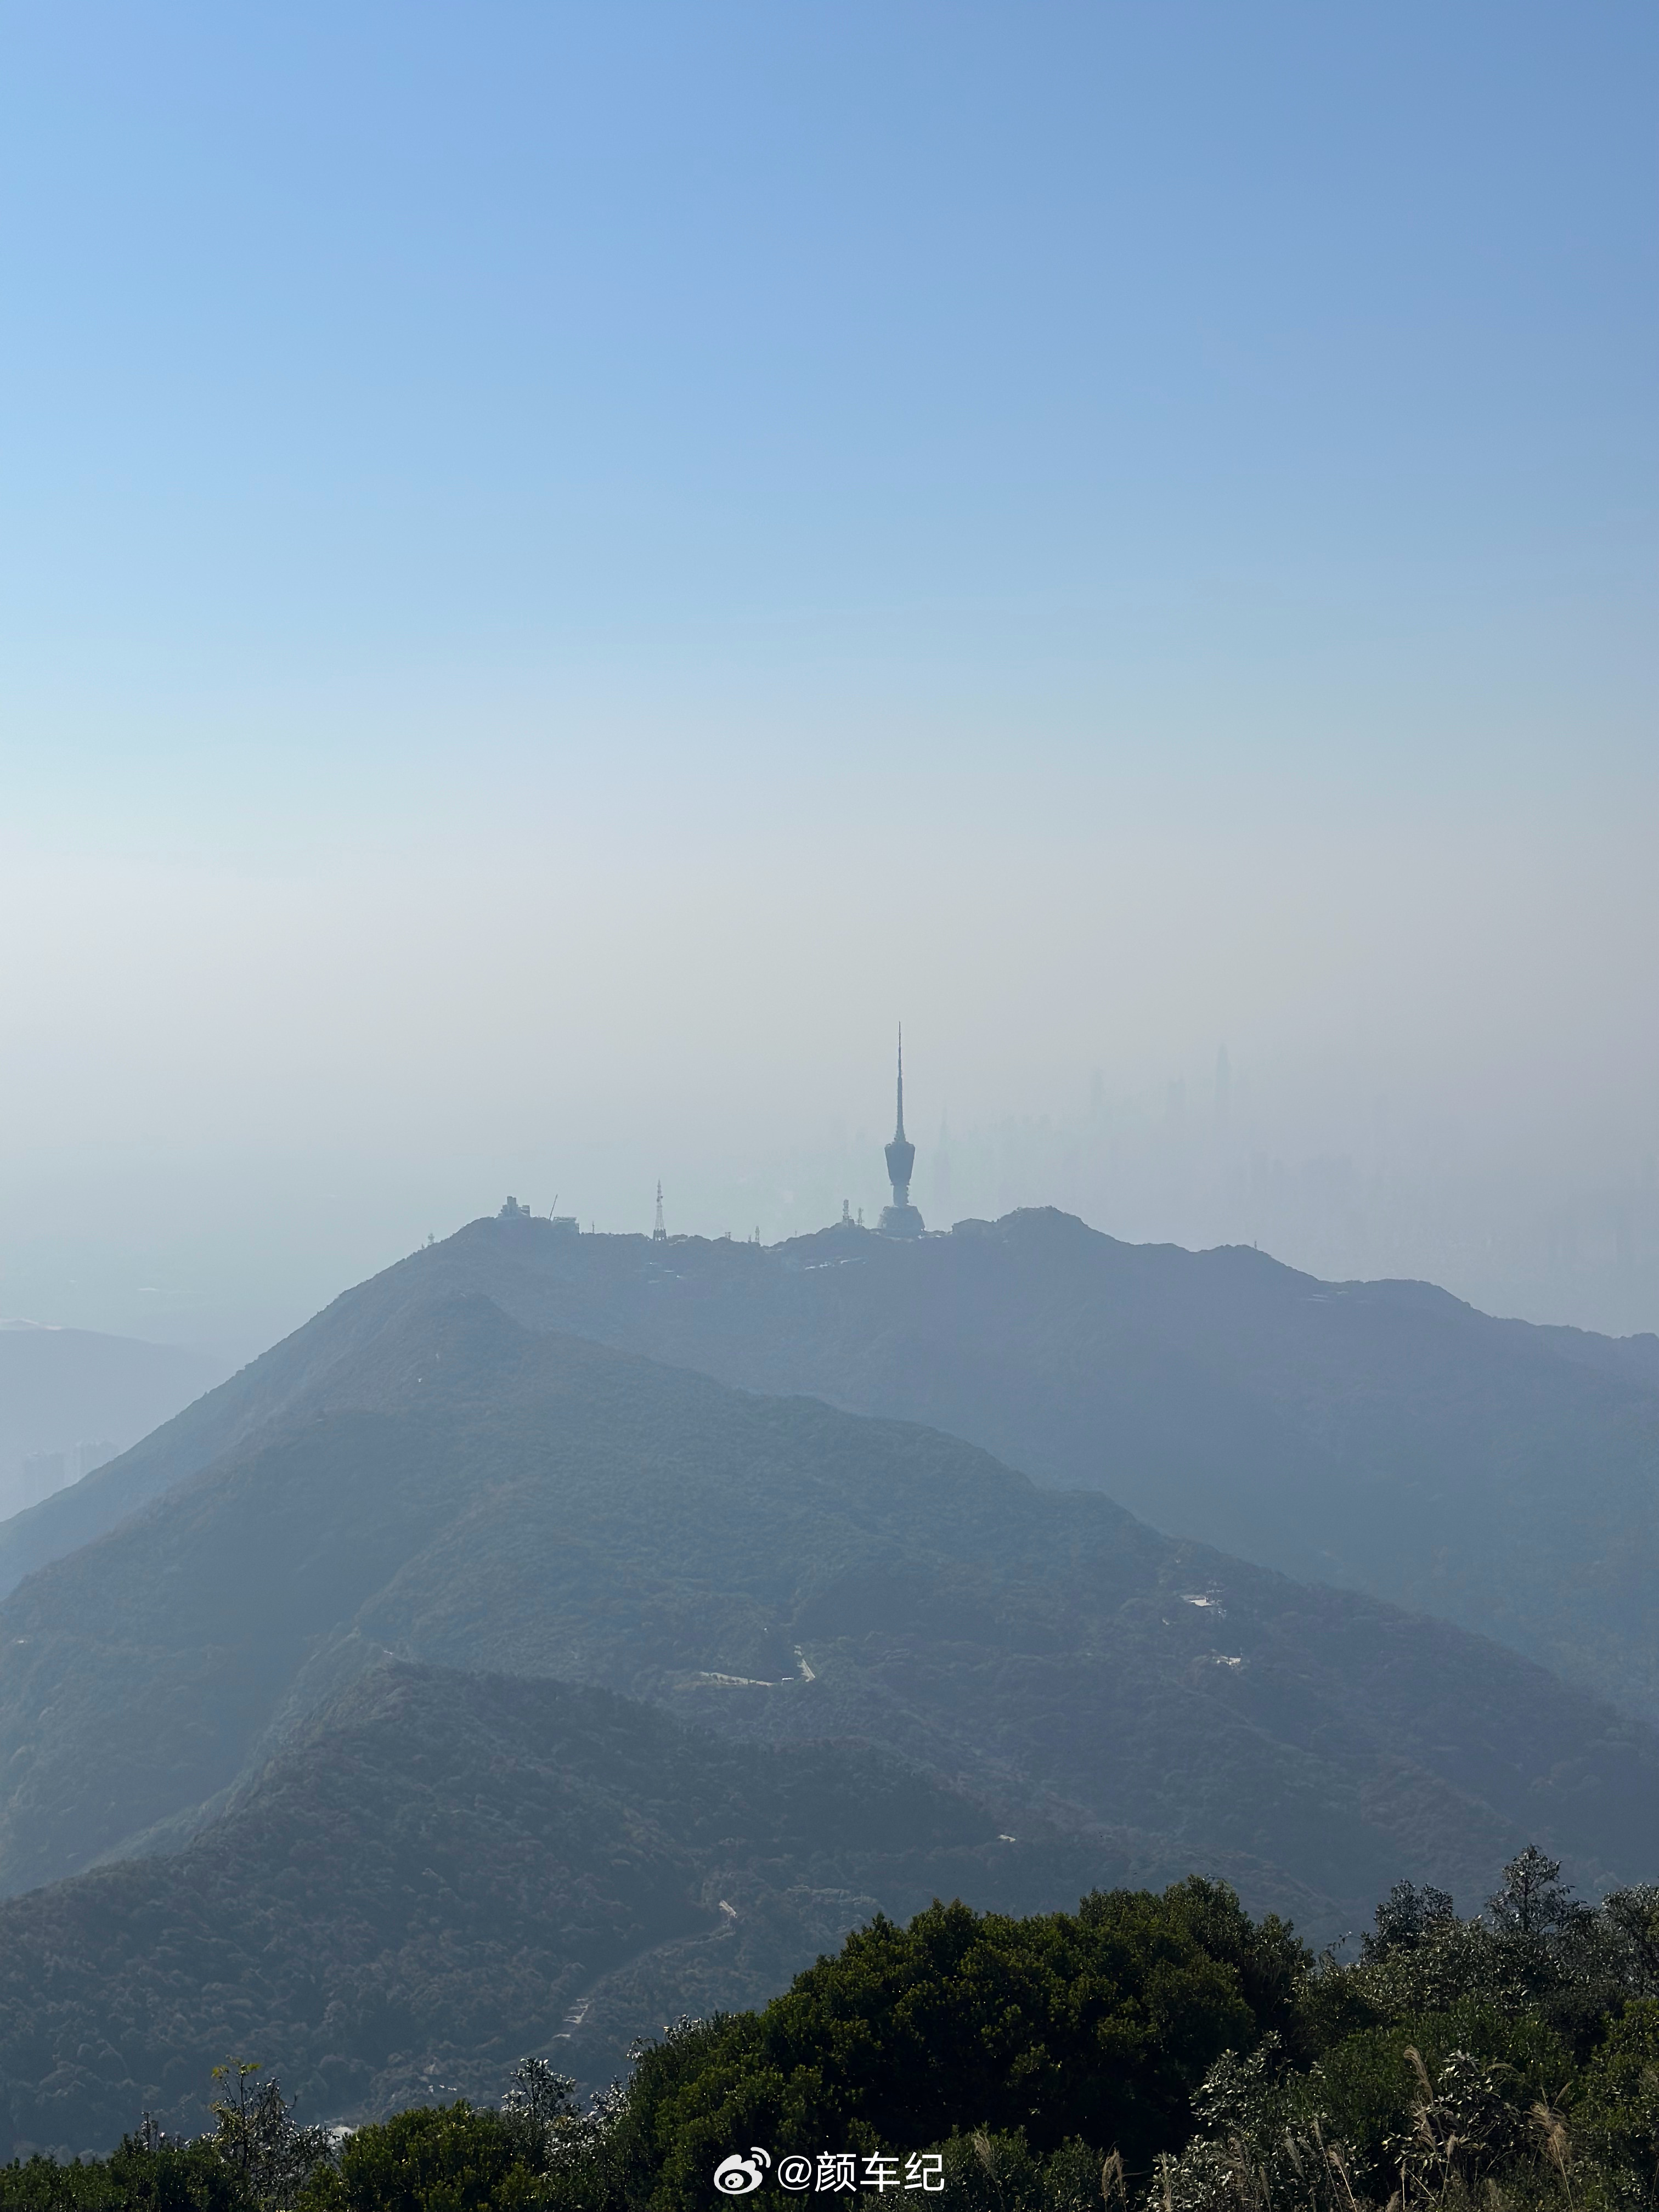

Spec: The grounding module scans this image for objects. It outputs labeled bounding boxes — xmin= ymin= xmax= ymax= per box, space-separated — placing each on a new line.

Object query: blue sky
xmin=2 ymin=3 xmax=1656 ymax=1346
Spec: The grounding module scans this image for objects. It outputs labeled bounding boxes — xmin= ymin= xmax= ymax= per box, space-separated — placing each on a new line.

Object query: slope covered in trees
xmin=507 ymin=1850 xmax=1659 ymax=2212
xmin=10 ymin=1207 xmax=1658 ymax=1722
xmin=439 ymin=1208 xmax=1659 ymax=1723
xmin=11 ymin=1855 xmax=1659 ymax=2212
xmin=0 ymin=1662 xmax=1139 ymax=2161
xmin=0 ymin=1294 xmax=1655 ymax=1936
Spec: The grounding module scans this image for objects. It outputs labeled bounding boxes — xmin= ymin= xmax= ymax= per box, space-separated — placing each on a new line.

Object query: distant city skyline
xmin=5 ymin=1033 xmax=1657 ymax=1357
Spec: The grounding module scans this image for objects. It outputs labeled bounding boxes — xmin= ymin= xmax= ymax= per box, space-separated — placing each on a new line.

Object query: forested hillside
xmin=468 ymin=1852 xmax=1659 ymax=2212
xmin=12 ymin=1856 xmax=1659 ymax=2212
xmin=5 ymin=1232 xmax=1659 ymax=2170
xmin=1 ymin=1294 xmax=1655 ymax=1936
xmin=10 ymin=1207 xmax=1658 ymax=1722
xmin=0 ymin=1662 xmax=1143 ymax=2160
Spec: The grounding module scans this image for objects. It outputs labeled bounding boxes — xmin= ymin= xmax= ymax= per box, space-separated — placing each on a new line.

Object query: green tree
xmin=1486 ymin=1848 xmax=1585 ymax=1941
xmin=208 ymin=2063 xmax=330 ymax=2211
xmin=1579 ymin=1997 xmax=1659 ymax=2193
xmin=498 ymin=2060 xmax=585 ymax=2168
xmin=618 ymin=1881 xmax=1308 ymax=2209
xmin=0 ymin=2135 xmax=253 ymax=2210
xmin=1363 ymin=1883 xmax=1456 ymax=1958
xmin=295 ymin=2104 xmax=547 ymax=2212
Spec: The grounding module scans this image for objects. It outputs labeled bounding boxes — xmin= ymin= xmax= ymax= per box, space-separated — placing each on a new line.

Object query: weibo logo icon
xmin=714 ymin=2147 xmax=772 ymax=2194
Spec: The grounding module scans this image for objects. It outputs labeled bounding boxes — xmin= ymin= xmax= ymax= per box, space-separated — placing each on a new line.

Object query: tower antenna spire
xmin=879 ymin=1022 xmax=923 ymax=1236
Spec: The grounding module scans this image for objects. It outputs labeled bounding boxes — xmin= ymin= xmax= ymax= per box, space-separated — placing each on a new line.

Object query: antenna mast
xmin=652 ymin=1181 xmax=667 ymax=1242
xmin=879 ymin=1022 xmax=923 ymax=1237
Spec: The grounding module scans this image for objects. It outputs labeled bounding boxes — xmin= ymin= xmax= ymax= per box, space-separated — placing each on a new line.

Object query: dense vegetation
xmin=14 ymin=1205 xmax=1659 ymax=1723
xmin=0 ymin=1664 xmax=1132 ymax=2157
xmin=8 ymin=1855 xmax=1659 ymax=2212
xmin=452 ymin=1204 xmax=1659 ymax=1722
xmin=3 ymin=1292 xmax=1656 ymax=1944
xmin=5 ymin=1221 xmax=1659 ymax=2173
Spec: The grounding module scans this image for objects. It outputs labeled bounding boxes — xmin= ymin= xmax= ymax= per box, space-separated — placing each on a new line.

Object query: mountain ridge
xmin=7 ymin=1209 xmax=1657 ymax=1724
xmin=1 ymin=1291 xmax=1655 ymax=1938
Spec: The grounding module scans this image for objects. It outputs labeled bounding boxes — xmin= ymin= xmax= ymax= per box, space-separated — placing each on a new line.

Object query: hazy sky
xmin=3 ymin=3 xmax=1656 ymax=1352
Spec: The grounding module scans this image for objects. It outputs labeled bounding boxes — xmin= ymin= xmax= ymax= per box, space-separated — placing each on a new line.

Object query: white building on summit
xmin=877 ymin=1028 xmax=926 ymax=1238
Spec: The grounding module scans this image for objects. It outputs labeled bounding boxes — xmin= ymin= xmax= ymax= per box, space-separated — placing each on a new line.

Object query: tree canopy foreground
xmin=7 ymin=1854 xmax=1659 ymax=2212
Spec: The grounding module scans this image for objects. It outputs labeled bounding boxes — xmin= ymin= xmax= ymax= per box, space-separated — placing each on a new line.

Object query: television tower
xmin=878 ymin=1026 xmax=925 ymax=1238
xmin=652 ymin=1181 xmax=667 ymax=1242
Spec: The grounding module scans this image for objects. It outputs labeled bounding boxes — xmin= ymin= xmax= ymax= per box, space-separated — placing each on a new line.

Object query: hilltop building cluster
xmin=511 ymin=1033 xmax=927 ymax=1246
xmin=651 ymin=1030 xmax=927 ymax=1242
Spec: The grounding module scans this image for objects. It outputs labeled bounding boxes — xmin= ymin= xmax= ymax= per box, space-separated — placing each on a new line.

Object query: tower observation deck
xmin=878 ymin=1028 xmax=926 ymax=1238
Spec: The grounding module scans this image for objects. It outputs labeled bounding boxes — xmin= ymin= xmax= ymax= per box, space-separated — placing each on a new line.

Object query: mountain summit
xmin=18 ymin=1206 xmax=1655 ymax=1719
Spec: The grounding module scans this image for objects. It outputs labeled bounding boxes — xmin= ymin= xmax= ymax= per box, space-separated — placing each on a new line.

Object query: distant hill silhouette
xmin=1 ymin=1292 xmax=1655 ymax=1943
xmin=0 ymin=1324 xmax=225 ymax=1519
xmin=0 ymin=1660 xmax=1160 ymax=2160
xmin=19 ymin=1207 xmax=1649 ymax=1715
